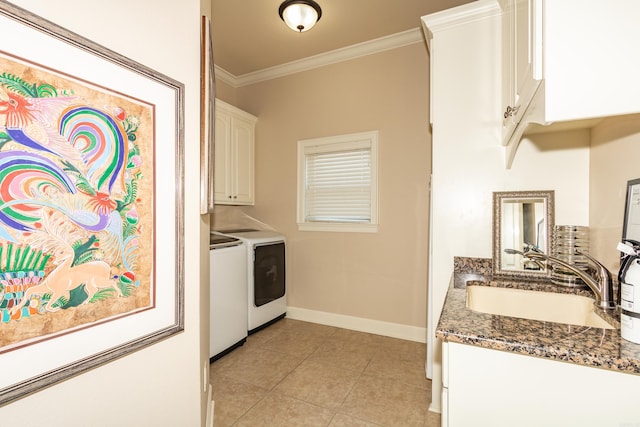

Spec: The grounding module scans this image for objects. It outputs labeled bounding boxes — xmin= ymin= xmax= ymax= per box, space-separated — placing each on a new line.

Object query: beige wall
xmin=3 ymin=1 xmax=208 ymax=425
xmin=215 ymin=79 xmax=237 ymax=107
xmin=590 ymin=114 xmax=640 ymax=272
xmin=214 ymin=42 xmax=432 ymax=330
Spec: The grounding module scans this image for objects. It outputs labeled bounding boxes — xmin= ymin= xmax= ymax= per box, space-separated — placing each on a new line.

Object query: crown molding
xmin=215 ymin=27 xmax=426 ymax=88
xmin=421 ymin=0 xmax=501 ymax=49
xmin=214 ymin=66 xmax=237 ymax=88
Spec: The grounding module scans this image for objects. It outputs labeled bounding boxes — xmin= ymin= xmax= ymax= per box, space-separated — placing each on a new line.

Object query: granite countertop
xmin=437 ymin=257 xmax=640 ymax=375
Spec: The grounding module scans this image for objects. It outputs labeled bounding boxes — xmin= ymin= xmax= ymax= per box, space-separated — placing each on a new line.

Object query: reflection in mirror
xmin=493 ymin=190 xmax=555 ymax=279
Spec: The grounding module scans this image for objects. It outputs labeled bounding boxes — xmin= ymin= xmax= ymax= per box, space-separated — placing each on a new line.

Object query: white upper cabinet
xmin=502 ymin=0 xmax=640 ymax=167
xmin=214 ymin=100 xmax=257 ymax=205
xmin=501 ymin=0 xmax=542 ymax=143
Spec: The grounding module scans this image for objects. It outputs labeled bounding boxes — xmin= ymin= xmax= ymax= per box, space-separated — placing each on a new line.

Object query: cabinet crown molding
xmin=422 ymin=0 xmax=501 ymax=48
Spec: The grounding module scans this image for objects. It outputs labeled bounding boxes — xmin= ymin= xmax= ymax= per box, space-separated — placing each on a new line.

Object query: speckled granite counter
xmin=436 ymin=257 xmax=640 ymax=375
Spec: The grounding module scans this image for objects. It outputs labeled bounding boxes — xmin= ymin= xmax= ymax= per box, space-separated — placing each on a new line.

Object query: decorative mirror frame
xmin=492 ymin=190 xmax=555 ymax=280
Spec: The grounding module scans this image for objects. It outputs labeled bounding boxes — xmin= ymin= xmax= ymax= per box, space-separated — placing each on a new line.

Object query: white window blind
xmin=297 ymin=131 xmax=378 ymax=233
xmin=305 ymin=147 xmax=371 ymax=222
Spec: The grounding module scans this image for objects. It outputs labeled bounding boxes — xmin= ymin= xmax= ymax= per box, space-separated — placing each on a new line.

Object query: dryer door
xmin=253 ymin=241 xmax=285 ymax=307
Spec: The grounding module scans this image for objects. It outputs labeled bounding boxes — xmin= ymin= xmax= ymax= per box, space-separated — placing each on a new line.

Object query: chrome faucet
xmin=522 ymin=250 xmax=616 ymax=310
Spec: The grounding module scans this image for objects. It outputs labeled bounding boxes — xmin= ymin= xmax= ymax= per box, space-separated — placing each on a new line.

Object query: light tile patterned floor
xmin=210 ymin=318 xmax=439 ymax=427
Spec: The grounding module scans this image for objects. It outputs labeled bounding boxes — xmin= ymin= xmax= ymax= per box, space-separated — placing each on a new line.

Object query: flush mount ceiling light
xmin=278 ymin=0 xmax=322 ymax=33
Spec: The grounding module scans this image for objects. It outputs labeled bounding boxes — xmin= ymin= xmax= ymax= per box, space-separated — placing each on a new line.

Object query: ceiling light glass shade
xmin=279 ymin=0 xmax=322 ymax=33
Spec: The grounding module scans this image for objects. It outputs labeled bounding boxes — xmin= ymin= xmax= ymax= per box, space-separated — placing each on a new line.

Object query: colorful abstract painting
xmin=0 ymin=52 xmax=153 ymax=352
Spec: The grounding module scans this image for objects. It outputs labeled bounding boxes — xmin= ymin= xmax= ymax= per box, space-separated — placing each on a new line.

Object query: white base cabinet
xmin=442 ymin=341 xmax=640 ymax=427
xmin=214 ymin=99 xmax=257 ymax=205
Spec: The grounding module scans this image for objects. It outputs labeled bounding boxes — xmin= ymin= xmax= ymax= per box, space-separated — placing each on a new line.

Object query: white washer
xmin=209 ymin=234 xmax=247 ymax=361
xmin=213 ymin=230 xmax=287 ymax=333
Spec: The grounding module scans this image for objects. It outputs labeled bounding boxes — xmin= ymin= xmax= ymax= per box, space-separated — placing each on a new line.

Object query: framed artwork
xmin=623 ymin=178 xmax=640 ymax=242
xmin=0 ymin=1 xmax=184 ymax=405
xmin=200 ymin=15 xmax=215 ymax=214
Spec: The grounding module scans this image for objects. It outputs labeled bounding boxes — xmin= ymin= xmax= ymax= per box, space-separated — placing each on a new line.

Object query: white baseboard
xmin=286 ymin=306 xmax=427 ymax=343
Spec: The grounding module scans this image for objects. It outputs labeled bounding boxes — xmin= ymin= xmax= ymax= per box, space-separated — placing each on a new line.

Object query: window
xmin=297 ymin=131 xmax=378 ymax=232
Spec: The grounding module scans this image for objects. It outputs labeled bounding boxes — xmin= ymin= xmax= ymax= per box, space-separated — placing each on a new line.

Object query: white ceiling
xmin=211 ymin=0 xmax=474 ymax=78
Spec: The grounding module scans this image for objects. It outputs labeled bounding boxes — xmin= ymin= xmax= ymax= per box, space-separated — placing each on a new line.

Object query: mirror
xmin=493 ymin=190 xmax=555 ymax=279
xmin=622 ymin=178 xmax=640 ymax=242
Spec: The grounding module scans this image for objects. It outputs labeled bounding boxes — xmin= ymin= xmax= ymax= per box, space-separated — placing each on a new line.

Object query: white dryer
xmin=213 ymin=230 xmax=286 ymax=333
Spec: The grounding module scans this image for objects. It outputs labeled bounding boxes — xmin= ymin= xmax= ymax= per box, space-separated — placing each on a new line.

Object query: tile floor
xmin=210 ymin=318 xmax=440 ymax=426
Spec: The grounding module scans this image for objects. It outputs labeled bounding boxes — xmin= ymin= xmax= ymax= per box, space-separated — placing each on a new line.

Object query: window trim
xmin=296 ymin=130 xmax=379 ymax=233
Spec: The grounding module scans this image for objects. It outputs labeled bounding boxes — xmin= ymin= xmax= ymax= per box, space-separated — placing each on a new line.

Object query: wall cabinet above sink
xmin=500 ymin=0 xmax=541 ymax=146
xmin=501 ymin=0 xmax=640 ymax=168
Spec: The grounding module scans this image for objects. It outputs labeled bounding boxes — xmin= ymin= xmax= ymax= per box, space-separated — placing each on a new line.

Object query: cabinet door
xmin=446 ymin=342 xmax=640 ymax=427
xmin=230 ymin=117 xmax=254 ymax=205
xmin=501 ymin=0 xmax=516 ymax=139
xmin=214 ymin=108 xmax=232 ymax=204
xmin=514 ymin=0 xmax=541 ymax=111
xmin=502 ymin=0 xmax=542 ymax=140
xmin=213 ymin=100 xmax=256 ymax=206
xmin=543 ymin=1 xmax=640 ymax=122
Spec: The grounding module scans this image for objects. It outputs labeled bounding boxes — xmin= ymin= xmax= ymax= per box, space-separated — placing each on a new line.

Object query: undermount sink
xmin=466 ymin=285 xmax=614 ymax=329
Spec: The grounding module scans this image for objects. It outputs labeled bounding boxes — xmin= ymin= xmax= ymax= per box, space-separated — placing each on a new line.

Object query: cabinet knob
xmin=504 ymin=105 xmax=520 ymax=119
